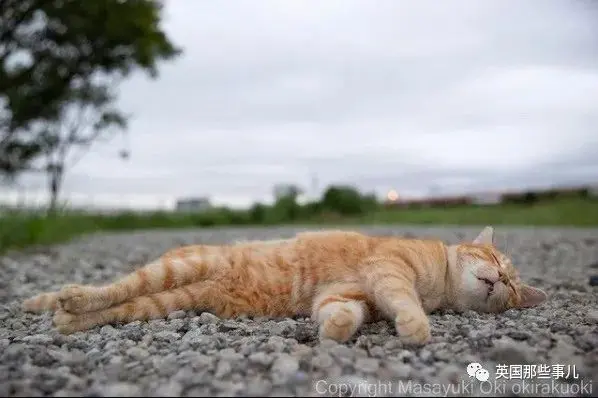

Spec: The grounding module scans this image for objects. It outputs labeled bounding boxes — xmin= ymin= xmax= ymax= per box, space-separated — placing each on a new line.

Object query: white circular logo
xmin=467 ymin=362 xmax=483 ymax=378
xmin=475 ymin=368 xmax=490 ymax=382
xmin=467 ymin=362 xmax=490 ymax=381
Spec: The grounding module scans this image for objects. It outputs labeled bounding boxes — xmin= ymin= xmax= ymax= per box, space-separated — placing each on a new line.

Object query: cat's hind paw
xmin=57 ymin=284 xmax=105 ymax=314
xmin=22 ymin=291 xmax=59 ymax=313
xmin=53 ymin=309 xmax=84 ymax=334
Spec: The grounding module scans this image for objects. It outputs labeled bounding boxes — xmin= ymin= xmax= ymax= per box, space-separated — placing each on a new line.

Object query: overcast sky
xmin=6 ymin=0 xmax=598 ymax=209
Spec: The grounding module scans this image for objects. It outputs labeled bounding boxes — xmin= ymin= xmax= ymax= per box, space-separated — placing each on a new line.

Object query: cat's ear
xmin=473 ymin=226 xmax=494 ymax=245
xmin=516 ymin=284 xmax=547 ymax=308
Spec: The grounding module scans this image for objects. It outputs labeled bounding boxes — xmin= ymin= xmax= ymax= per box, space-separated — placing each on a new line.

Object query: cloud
xmin=3 ymin=0 xmax=598 ymax=209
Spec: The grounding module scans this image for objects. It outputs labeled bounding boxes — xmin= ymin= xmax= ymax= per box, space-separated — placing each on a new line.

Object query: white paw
xmin=319 ymin=307 xmax=358 ymax=343
xmin=395 ymin=316 xmax=431 ymax=346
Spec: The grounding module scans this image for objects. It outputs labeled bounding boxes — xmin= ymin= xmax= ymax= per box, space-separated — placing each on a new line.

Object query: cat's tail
xmin=22 ymin=291 xmax=60 ymax=313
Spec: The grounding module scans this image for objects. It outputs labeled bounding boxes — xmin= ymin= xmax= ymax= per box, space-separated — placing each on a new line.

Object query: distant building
xmin=175 ymin=197 xmax=212 ymax=212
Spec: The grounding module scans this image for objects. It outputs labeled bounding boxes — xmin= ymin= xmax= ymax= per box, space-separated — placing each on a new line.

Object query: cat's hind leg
xmin=52 ymin=278 xmax=258 ymax=334
xmin=312 ymin=282 xmax=375 ymax=343
xmin=23 ymin=246 xmax=218 ymax=315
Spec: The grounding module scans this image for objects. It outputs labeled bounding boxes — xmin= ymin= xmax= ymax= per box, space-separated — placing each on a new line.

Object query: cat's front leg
xmin=311 ymin=282 xmax=373 ymax=343
xmin=361 ymin=260 xmax=431 ymax=346
xmin=392 ymin=300 xmax=431 ymax=346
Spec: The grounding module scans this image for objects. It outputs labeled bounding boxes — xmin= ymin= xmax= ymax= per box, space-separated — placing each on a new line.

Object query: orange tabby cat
xmin=22 ymin=226 xmax=546 ymax=345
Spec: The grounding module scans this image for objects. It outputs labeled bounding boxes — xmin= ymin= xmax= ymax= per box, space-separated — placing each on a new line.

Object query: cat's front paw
xmin=395 ymin=315 xmax=431 ymax=346
xmin=319 ymin=307 xmax=359 ymax=343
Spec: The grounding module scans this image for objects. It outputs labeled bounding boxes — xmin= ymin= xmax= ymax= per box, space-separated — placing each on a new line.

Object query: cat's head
xmin=447 ymin=226 xmax=547 ymax=313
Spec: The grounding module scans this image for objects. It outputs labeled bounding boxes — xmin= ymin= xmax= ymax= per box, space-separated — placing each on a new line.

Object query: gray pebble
xmin=586 ymin=310 xmax=598 ymax=324
xmin=271 ymin=354 xmax=299 ymax=385
xmin=490 ymin=336 xmax=536 ymax=364
xmin=386 ymin=361 xmax=411 ymax=379
xmin=167 ymin=310 xmax=187 ymax=320
xmin=22 ymin=334 xmax=53 ymax=344
xmin=125 ymin=346 xmax=149 ymax=360
xmin=354 ymin=357 xmax=380 ymax=373
xmin=197 ymin=312 xmax=219 ymax=324
xmin=249 ymin=352 xmax=274 ymax=367
xmin=153 ymin=331 xmax=180 ymax=342
xmin=100 ymin=325 xmax=119 ymax=337
xmin=101 ymin=382 xmax=142 ymax=397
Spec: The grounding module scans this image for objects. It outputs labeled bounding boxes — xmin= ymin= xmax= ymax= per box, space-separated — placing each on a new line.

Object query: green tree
xmin=0 ymin=0 xmax=181 ymax=209
xmin=321 ymin=184 xmax=371 ymax=216
xmin=272 ymin=184 xmax=303 ymax=222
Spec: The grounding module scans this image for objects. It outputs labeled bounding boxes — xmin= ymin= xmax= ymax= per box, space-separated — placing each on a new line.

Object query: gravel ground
xmin=1 ymin=225 xmax=597 ymax=397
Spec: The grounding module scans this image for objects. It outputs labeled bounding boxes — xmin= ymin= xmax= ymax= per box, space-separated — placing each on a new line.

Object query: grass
xmin=358 ymin=197 xmax=598 ymax=227
xmin=1 ymin=197 xmax=597 ymax=255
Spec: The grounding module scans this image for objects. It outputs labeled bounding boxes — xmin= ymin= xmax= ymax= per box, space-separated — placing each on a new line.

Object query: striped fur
xmin=22 ymin=226 xmax=547 ymax=345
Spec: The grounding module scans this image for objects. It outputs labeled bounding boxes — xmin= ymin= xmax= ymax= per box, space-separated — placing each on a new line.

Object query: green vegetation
xmin=1 ymin=183 xmax=596 ymax=254
xmin=1 ymin=0 xmax=181 ymax=211
xmin=2 ymin=2 xmax=595 ymax=256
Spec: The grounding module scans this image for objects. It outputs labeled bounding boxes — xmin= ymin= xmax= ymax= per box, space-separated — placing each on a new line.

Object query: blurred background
xmin=1 ymin=0 xmax=597 ymax=251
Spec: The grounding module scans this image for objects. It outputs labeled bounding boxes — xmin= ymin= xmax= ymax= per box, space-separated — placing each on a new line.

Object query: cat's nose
xmin=482 ymin=278 xmax=495 ymax=291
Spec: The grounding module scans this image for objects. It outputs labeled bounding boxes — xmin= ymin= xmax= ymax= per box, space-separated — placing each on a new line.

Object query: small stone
xmin=23 ymin=334 xmax=53 ymax=344
xmin=271 ymin=354 xmax=299 ymax=385
xmin=312 ymin=353 xmax=334 ymax=369
xmin=354 ymin=357 xmax=380 ymax=373
xmin=383 ymin=340 xmax=403 ymax=351
xmin=100 ymin=325 xmax=119 ymax=337
xmin=507 ymin=330 xmax=530 ymax=341
xmin=277 ymin=319 xmax=298 ymax=335
xmin=219 ymin=321 xmax=242 ymax=331
xmin=589 ymin=275 xmax=598 ymax=286
xmin=489 ymin=336 xmax=535 ymax=364
xmin=265 ymin=336 xmax=286 ymax=352
xmin=369 ymin=346 xmax=385 ymax=358
xmin=420 ymin=349 xmax=432 ymax=362
xmin=102 ymin=382 xmax=142 ymax=397
xmin=434 ymin=349 xmax=452 ymax=362
xmin=126 ymin=347 xmax=149 ymax=360
xmin=586 ymin=310 xmax=598 ymax=323
xmin=154 ymin=381 xmax=183 ymax=397
xmin=330 ymin=344 xmax=355 ymax=362
xmin=47 ymin=349 xmax=85 ymax=365
xmin=246 ymin=378 xmax=272 ymax=396
xmin=166 ymin=319 xmax=186 ymax=331
xmin=387 ymin=362 xmax=411 ymax=379
xmin=153 ymin=331 xmax=180 ymax=342
xmin=249 ymin=352 xmax=273 ymax=367
xmin=214 ymin=359 xmax=232 ymax=378
xmin=197 ymin=312 xmax=219 ymax=324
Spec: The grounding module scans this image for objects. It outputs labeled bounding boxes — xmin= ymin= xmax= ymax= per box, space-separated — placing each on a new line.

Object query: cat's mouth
xmin=478 ymin=277 xmax=497 ymax=296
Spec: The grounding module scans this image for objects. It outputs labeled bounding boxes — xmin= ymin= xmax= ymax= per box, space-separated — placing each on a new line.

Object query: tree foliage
xmin=321 ymin=185 xmax=378 ymax=215
xmin=0 ymin=0 xmax=182 ymax=177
